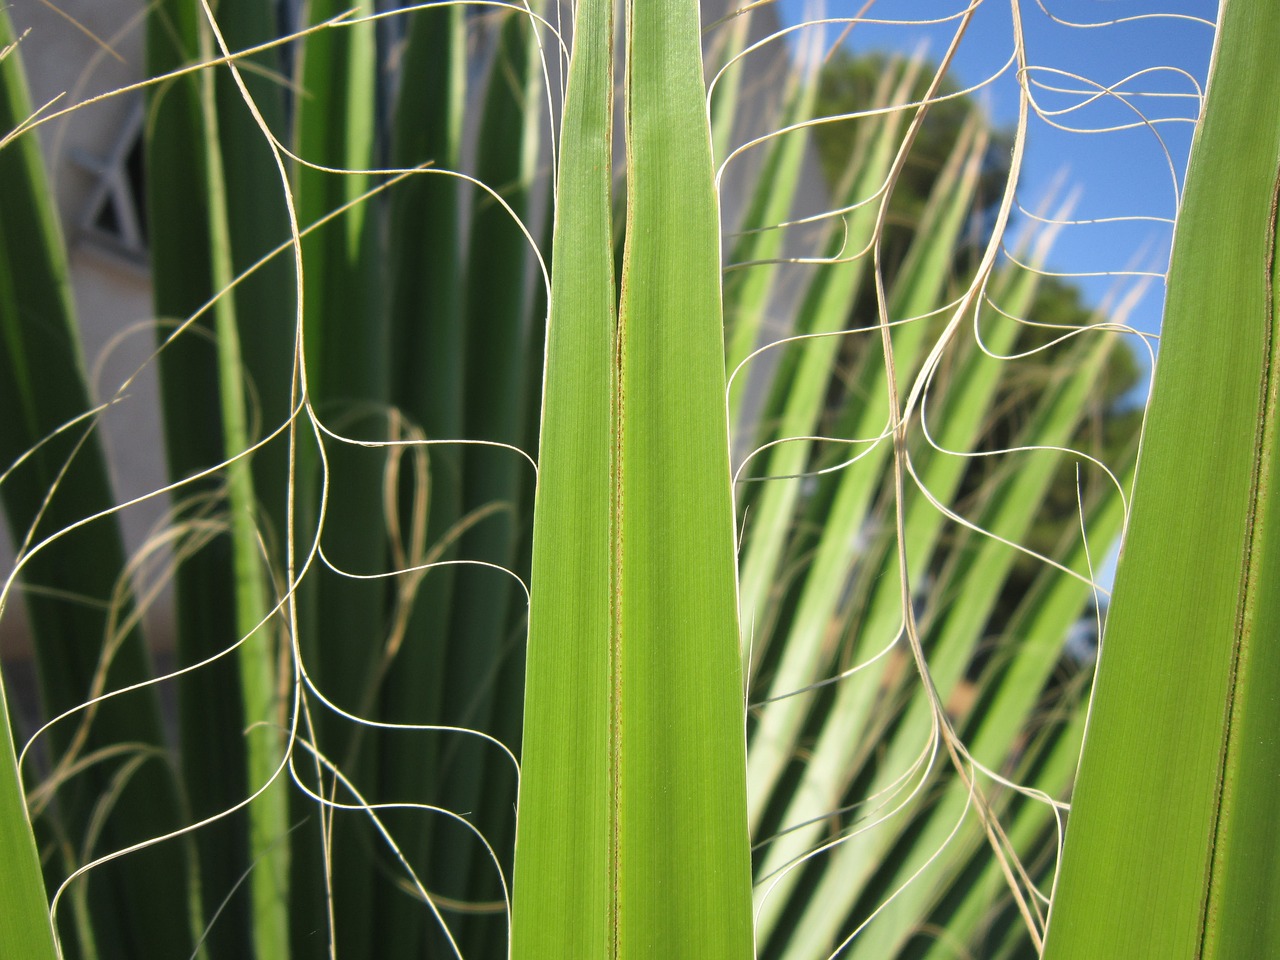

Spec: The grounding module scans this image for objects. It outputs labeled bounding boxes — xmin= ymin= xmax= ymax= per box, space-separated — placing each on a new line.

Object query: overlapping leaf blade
xmin=1043 ymin=1 xmax=1280 ymax=954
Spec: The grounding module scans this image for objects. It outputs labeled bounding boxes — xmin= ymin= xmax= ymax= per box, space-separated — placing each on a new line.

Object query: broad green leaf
xmin=614 ymin=0 xmax=753 ymax=953
xmin=1043 ymin=1 xmax=1280 ymax=955
xmin=510 ymin=0 xmax=615 ymax=952
xmin=0 ymin=669 xmax=56 ymax=960
xmin=513 ymin=0 xmax=753 ymax=955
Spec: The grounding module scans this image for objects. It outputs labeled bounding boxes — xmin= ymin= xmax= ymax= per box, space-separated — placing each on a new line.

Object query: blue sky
xmin=774 ymin=0 xmax=1217 ymax=343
